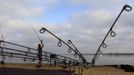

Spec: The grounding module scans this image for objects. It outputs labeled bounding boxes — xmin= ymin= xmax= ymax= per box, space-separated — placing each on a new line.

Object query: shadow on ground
xmin=0 ymin=68 xmax=73 ymax=75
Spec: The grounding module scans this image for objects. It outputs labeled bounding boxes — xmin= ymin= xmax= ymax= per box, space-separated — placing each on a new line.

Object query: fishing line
xmin=30 ymin=25 xmax=42 ymax=42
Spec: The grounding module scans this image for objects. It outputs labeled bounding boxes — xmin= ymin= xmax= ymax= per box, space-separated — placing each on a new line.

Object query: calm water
xmin=1 ymin=54 xmax=134 ymax=65
xmin=65 ymin=55 xmax=134 ymax=65
xmin=87 ymin=55 xmax=134 ymax=65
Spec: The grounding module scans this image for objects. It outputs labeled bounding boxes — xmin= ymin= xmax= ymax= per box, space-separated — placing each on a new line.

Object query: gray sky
xmin=0 ymin=0 xmax=134 ymax=56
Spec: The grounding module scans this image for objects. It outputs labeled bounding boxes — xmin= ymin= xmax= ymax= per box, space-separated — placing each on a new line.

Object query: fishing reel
xmin=31 ymin=57 xmax=36 ymax=62
xmin=24 ymin=48 xmax=31 ymax=61
xmin=23 ymin=57 xmax=26 ymax=61
xmin=39 ymin=27 xmax=46 ymax=33
xmin=123 ymin=4 xmax=132 ymax=12
xmin=10 ymin=53 xmax=13 ymax=57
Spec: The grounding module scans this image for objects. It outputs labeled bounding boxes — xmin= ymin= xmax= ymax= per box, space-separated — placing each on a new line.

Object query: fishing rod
xmin=2 ymin=46 xmax=76 ymax=62
xmin=0 ymin=46 xmax=37 ymax=62
xmin=0 ymin=51 xmax=36 ymax=58
xmin=0 ymin=47 xmax=78 ymax=66
xmin=0 ymin=51 xmax=78 ymax=69
xmin=0 ymin=51 xmax=52 ymax=62
xmin=67 ymin=40 xmax=88 ymax=65
xmin=67 ymin=40 xmax=88 ymax=74
xmin=92 ymin=4 xmax=132 ymax=65
xmin=0 ymin=41 xmax=80 ymax=74
xmin=0 ymin=40 xmax=78 ymax=62
xmin=0 ymin=46 xmax=38 ymax=61
xmin=39 ymin=27 xmax=89 ymax=66
xmin=0 ymin=38 xmax=79 ymax=72
xmin=30 ymin=25 xmax=42 ymax=42
xmin=0 ymin=40 xmax=78 ymax=63
xmin=0 ymin=47 xmax=77 ymax=63
xmin=0 ymin=39 xmax=37 ymax=61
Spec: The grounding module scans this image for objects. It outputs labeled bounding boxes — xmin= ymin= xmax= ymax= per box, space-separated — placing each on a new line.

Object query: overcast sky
xmin=0 ymin=0 xmax=134 ymax=56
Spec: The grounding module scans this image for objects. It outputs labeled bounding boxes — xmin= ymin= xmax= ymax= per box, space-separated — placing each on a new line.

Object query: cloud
xmin=66 ymin=0 xmax=124 ymax=7
xmin=0 ymin=0 xmax=60 ymax=47
xmin=69 ymin=9 xmax=112 ymax=28
xmin=66 ymin=3 xmax=134 ymax=53
xmin=0 ymin=0 xmax=55 ymax=19
xmin=0 ymin=0 xmax=134 ymax=63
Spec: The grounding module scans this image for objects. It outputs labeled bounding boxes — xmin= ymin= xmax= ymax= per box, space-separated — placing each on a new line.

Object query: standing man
xmin=36 ymin=40 xmax=44 ymax=68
